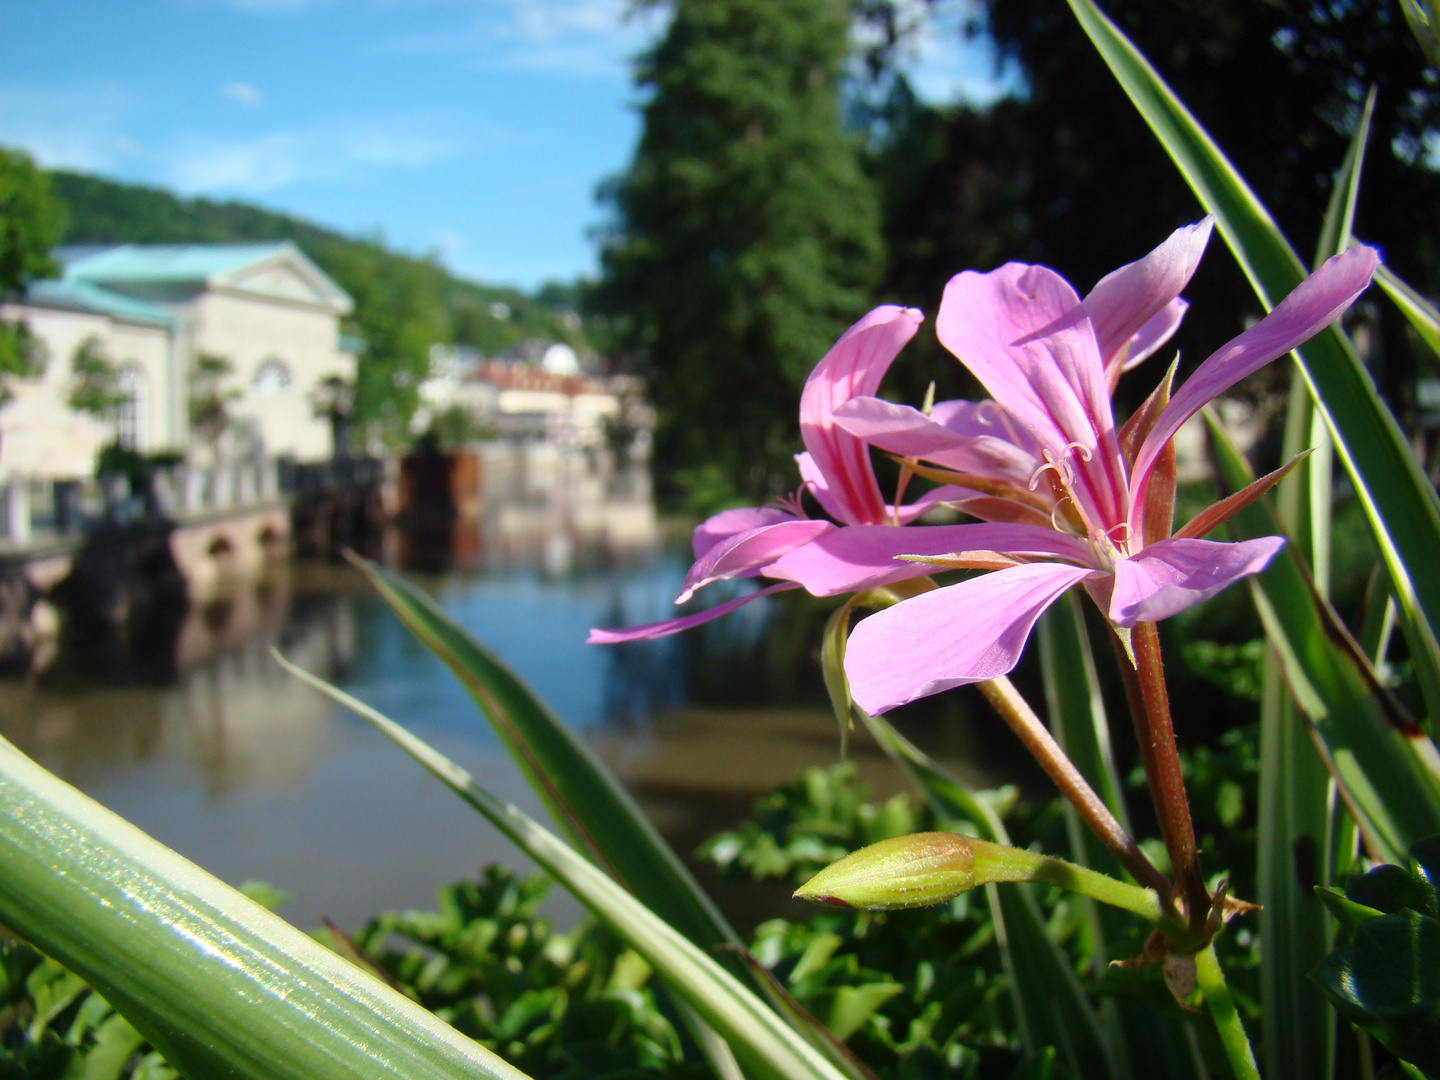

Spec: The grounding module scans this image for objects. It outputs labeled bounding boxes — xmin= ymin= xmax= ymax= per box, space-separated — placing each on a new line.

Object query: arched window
xmin=114 ymin=364 xmax=146 ymax=449
xmin=253 ymin=358 xmax=292 ymax=395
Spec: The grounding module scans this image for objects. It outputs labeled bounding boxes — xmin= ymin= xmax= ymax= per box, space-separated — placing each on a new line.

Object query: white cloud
xmin=0 ymin=83 xmax=138 ymax=173
xmin=381 ymin=0 xmax=666 ymax=80
xmin=433 ymin=227 xmax=466 ymax=261
xmin=222 ymin=81 xmax=264 ymax=106
xmin=166 ymin=116 xmax=465 ymax=193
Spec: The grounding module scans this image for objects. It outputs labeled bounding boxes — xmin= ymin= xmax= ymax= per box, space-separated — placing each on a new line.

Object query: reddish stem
xmin=1110 ymin=622 xmax=1210 ymax=929
xmin=977 ymin=676 xmax=1173 ymax=901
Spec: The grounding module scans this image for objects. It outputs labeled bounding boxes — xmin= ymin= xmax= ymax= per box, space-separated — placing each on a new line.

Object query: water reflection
xmin=0 ymin=463 xmax=1025 ymax=931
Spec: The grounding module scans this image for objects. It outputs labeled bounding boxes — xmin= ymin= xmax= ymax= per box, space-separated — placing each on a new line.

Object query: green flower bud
xmin=795 ymin=831 xmax=1166 ymax=922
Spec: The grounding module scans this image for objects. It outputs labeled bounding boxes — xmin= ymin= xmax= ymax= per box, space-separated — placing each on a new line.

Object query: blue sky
xmin=0 ymin=0 xmax=1009 ymax=290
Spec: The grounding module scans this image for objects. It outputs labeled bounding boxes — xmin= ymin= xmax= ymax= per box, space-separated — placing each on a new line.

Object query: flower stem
xmin=1195 ymin=943 xmax=1261 ymax=1080
xmin=976 ymin=676 xmax=1172 ymax=899
xmin=1110 ymin=621 xmax=1210 ymax=929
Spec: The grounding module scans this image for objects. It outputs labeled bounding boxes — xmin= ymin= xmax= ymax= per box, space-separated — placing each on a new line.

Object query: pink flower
xmin=839 ymin=226 xmax=1378 ymax=715
xmin=588 ymin=306 xmax=959 ymax=644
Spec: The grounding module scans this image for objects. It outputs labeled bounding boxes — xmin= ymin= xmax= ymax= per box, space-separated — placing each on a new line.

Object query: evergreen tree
xmin=596 ymin=0 xmax=884 ymax=507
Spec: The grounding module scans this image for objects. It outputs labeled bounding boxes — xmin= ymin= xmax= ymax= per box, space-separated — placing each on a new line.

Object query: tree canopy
xmin=0 ymin=149 xmax=64 ymax=390
xmin=594 ymin=0 xmax=884 ymax=507
xmin=876 ymin=0 xmax=1440 ymax=418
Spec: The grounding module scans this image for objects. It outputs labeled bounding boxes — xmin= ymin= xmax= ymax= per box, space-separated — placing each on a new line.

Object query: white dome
xmin=541 ymin=343 xmax=580 ymax=375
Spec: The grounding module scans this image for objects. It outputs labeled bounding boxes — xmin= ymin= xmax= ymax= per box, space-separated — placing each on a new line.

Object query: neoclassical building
xmin=0 ymin=242 xmax=358 ymax=479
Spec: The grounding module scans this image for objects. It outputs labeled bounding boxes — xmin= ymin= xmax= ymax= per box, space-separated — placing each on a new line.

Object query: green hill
xmin=46 ymin=170 xmax=591 ymax=440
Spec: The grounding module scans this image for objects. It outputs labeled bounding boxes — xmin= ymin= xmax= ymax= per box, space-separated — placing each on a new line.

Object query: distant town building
xmin=0 ymin=242 xmax=357 ymax=478
xmin=419 ymin=344 xmax=653 ymax=456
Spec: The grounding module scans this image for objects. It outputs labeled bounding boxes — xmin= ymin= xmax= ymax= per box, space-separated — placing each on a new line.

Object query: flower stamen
xmin=766 ymin=489 xmax=809 ymax=519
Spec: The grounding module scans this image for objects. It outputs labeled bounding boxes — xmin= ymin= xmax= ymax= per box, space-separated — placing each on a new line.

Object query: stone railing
xmin=0 ymin=457 xmax=383 ymax=545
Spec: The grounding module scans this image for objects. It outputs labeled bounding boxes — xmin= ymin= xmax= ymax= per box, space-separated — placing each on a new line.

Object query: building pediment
xmin=213 ymin=249 xmax=352 ymax=314
xmin=61 ymin=242 xmax=353 ymax=315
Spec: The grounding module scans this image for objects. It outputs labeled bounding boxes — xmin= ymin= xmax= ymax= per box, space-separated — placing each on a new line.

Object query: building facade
xmin=0 ymin=242 xmax=357 ymax=479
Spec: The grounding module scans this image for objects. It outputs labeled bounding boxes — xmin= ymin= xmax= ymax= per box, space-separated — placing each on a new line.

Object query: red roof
xmin=467 ymin=362 xmax=607 ymax=396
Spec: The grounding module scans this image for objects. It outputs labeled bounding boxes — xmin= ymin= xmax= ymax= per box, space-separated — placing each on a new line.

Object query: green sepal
xmin=1314 ymin=887 xmax=1387 ymax=935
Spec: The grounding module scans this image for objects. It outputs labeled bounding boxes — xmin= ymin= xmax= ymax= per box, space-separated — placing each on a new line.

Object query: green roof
xmin=60 ymin=242 xmax=296 ymax=283
xmin=57 ymin=241 xmax=352 ymax=314
xmin=24 ymin=279 xmax=177 ymax=328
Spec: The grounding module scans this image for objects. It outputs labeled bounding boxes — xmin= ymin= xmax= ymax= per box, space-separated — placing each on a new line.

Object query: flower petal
xmin=1107 ymin=536 xmax=1286 ymax=627
xmin=1129 ymin=244 xmax=1379 ymax=531
xmin=800 ymin=305 xmax=924 ymax=525
xmin=589 ymin=583 xmax=799 ymax=644
xmin=678 ymin=518 xmax=834 ymax=603
xmin=937 ymin=263 xmax=1127 ymax=530
xmin=845 ymin=562 xmax=1096 ymax=715
xmin=764 ymin=522 xmax=1093 ymax=597
xmin=894 ymin=484 xmax=967 ymax=524
xmin=832 ymin=397 xmax=1038 ymax=486
xmin=693 ymin=506 xmax=795 ymax=560
xmin=1083 ymin=217 xmax=1212 ymax=373
xmin=796 ymin=451 xmax=846 ymax=523
xmin=1122 ymin=298 xmax=1188 ymax=372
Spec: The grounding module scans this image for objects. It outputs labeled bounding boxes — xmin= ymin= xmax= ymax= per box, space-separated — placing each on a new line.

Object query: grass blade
xmin=275 ymin=653 xmax=854 ymax=1080
xmin=820 ymin=608 xmax=1116 ymax=1076
xmin=1257 ymin=657 xmax=1335 ymax=1080
xmin=1037 ymin=596 xmax=1130 ymax=876
xmin=856 ymin=711 xmax=1117 ymax=1078
xmin=345 ymin=556 xmax=740 ymax=958
xmin=1254 ymin=106 xmax=1376 ymax=1080
xmin=1374 ymin=264 xmax=1440 ymax=362
xmin=1037 ymin=597 xmax=1216 ymax=1080
xmin=1205 ymin=412 xmax=1440 ymax=863
xmin=0 ymin=735 xmax=530 ymax=1080
xmin=350 ymin=559 xmax=875 ymax=1080
xmin=1067 ymin=0 xmax=1440 ymax=725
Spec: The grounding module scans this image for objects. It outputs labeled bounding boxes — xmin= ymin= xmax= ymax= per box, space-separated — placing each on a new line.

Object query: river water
xmin=0 ymin=487 xmax=1024 ymax=932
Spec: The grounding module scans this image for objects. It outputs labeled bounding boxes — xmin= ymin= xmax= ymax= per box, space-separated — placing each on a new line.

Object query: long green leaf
xmin=1254 ymin=107 xmax=1374 ymax=1080
xmin=0 ymin=735 xmax=530 ymax=1080
xmin=349 ymin=560 xmax=879 ymax=1080
xmin=1067 ymin=0 xmax=1440 ymax=725
xmin=820 ymin=607 xmax=1114 ymax=1077
xmin=1035 ymin=598 xmax=1131 ymax=1075
xmin=1037 ymin=597 xmax=1130 ymax=879
xmin=1375 ymin=264 xmax=1440 ymax=363
xmin=1257 ymin=659 xmax=1334 ymax=1080
xmin=1205 ymin=412 xmax=1440 ymax=864
xmin=855 ymin=711 xmax=1117 ymax=1079
xmin=347 ymin=556 xmax=737 ymax=957
xmin=1036 ymin=598 xmax=1211 ymax=1080
xmin=275 ymin=654 xmax=855 ymax=1080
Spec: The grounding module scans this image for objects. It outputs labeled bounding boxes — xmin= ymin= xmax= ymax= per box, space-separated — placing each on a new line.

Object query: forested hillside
xmin=47 ymin=171 xmax=591 ymax=438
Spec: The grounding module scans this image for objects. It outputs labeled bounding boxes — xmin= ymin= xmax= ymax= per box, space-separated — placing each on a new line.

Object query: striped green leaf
xmin=854 ymin=710 xmax=1117 ymax=1079
xmin=1374 ymin=265 xmax=1440 ymax=364
xmin=0 ymin=735 xmax=530 ymax=1080
xmin=348 ymin=559 xmax=874 ymax=1080
xmin=1205 ymin=412 xmax=1440 ymax=864
xmin=819 ymin=606 xmax=1117 ymax=1078
xmin=346 ymin=556 xmax=738 ymax=959
xmin=1036 ymin=598 xmax=1208 ymax=1080
xmin=275 ymin=655 xmax=856 ymax=1080
xmin=1067 ymin=0 xmax=1440 ymax=725
xmin=1255 ymin=104 xmax=1374 ymax=1080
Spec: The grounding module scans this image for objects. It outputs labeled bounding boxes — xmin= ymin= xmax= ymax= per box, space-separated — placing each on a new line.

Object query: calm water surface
xmin=0 ymin=533 xmax=1016 ymax=931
